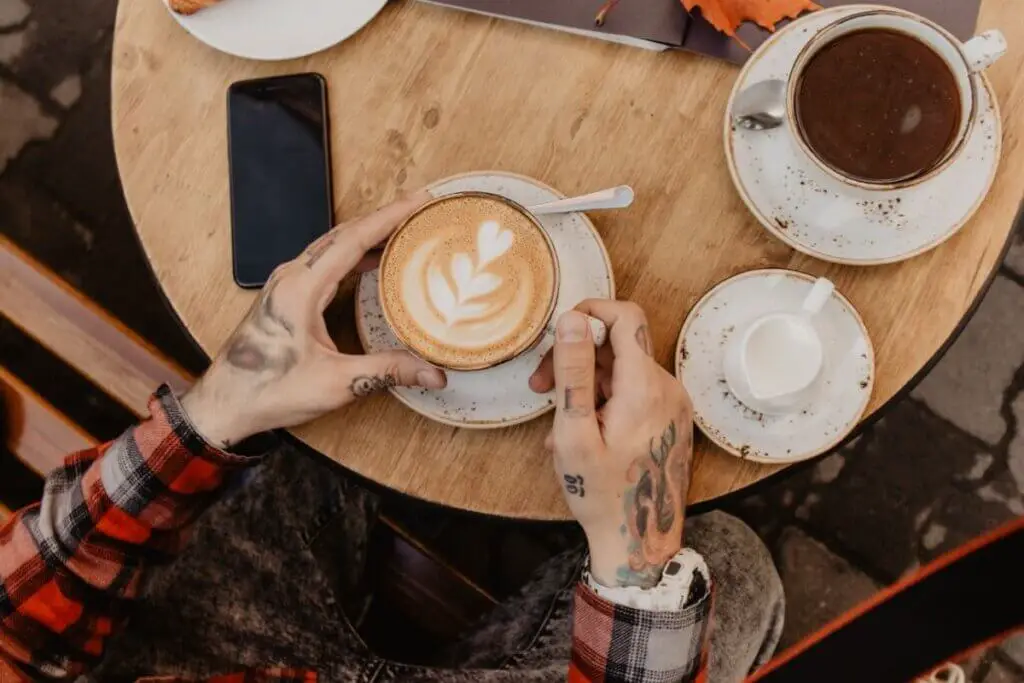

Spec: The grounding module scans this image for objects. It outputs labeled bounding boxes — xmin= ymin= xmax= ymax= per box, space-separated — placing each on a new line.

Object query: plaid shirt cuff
xmin=571 ymin=569 xmax=712 ymax=682
xmin=159 ymin=384 xmax=277 ymax=462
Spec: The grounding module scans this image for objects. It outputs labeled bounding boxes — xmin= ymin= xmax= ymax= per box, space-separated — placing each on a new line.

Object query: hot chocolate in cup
xmin=737 ymin=8 xmax=1006 ymax=191
xmin=379 ymin=192 xmax=560 ymax=371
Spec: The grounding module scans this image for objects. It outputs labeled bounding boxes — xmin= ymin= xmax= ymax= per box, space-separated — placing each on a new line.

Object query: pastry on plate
xmin=169 ymin=0 xmax=222 ymax=15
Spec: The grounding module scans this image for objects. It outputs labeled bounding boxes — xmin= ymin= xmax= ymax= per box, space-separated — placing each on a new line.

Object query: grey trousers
xmin=93 ymin=448 xmax=784 ymax=683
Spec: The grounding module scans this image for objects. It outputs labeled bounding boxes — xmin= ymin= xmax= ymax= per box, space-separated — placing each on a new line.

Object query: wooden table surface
xmin=111 ymin=0 xmax=1024 ymax=519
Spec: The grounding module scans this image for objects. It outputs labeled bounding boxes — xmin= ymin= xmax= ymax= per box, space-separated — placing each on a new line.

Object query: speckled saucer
xmin=676 ymin=269 xmax=875 ymax=464
xmin=356 ymin=171 xmax=616 ymax=429
xmin=725 ymin=4 xmax=1002 ymax=266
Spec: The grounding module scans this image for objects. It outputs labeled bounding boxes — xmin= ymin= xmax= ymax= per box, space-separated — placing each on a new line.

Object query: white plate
xmin=356 ymin=171 xmax=616 ymax=429
xmin=676 ymin=269 xmax=875 ymax=463
xmin=725 ymin=4 xmax=1002 ymax=266
xmin=164 ymin=0 xmax=388 ymax=61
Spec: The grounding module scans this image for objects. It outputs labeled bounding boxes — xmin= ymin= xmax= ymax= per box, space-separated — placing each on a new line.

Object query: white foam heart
xmin=476 ymin=220 xmax=514 ymax=268
xmin=422 ymin=220 xmax=517 ymax=326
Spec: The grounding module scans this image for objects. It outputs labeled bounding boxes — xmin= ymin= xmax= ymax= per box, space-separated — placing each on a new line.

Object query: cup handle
xmin=962 ymin=30 xmax=1007 ymax=73
xmin=801 ymin=278 xmax=835 ymax=316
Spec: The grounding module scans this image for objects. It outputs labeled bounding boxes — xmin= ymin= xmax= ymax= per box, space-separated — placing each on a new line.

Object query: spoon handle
xmin=528 ymin=185 xmax=634 ymax=215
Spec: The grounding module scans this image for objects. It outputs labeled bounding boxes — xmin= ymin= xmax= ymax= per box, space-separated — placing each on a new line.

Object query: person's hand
xmin=181 ymin=191 xmax=446 ymax=449
xmin=529 ymin=301 xmax=693 ymax=588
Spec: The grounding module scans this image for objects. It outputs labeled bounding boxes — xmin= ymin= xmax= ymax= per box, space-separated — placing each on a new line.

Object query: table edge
xmin=108 ymin=4 xmax=1024 ymax=519
xmin=114 ymin=176 xmax=1023 ymax=519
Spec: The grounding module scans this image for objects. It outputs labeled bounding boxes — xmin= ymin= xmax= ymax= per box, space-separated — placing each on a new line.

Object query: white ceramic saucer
xmin=164 ymin=0 xmax=387 ymax=61
xmin=356 ymin=171 xmax=616 ymax=429
xmin=675 ymin=269 xmax=875 ymax=463
xmin=725 ymin=5 xmax=1002 ymax=266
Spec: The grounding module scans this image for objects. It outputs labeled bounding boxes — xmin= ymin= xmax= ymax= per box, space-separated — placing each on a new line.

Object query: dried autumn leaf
xmin=682 ymin=0 xmax=821 ymax=42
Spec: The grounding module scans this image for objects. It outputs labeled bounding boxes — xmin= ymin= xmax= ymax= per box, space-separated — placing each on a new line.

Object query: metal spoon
xmin=733 ymin=79 xmax=787 ymax=131
xmin=527 ymin=185 xmax=635 ymax=215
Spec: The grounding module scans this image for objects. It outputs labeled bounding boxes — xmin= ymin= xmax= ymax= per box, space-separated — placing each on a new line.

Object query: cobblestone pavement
xmin=1 ymin=0 xmax=1021 ymax=679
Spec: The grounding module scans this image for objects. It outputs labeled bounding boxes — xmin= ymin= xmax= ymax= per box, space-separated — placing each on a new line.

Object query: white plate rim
xmin=674 ymin=268 xmax=876 ymax=464
xmin=354 ymin=170 xmax=617 ymax=429
xmin=163 ymin=0 xmax=389 ymax=61
xmin=722 ymin=4 xmax=1003 ymax=267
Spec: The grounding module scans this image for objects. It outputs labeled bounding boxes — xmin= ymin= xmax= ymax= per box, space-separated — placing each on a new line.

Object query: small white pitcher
xmin=723 ymin=277 xmax=834 ymax=415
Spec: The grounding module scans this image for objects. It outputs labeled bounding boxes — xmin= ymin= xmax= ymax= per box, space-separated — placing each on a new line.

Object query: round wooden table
xmin=111 ymin=0 xmax=1024 ymax=520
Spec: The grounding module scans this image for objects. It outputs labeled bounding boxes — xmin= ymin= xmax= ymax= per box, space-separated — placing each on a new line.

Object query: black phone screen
xmin=228 ymin=73 xmax=332 ymax=288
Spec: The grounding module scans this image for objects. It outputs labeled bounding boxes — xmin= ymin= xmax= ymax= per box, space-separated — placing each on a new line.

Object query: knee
xmin=685 ymin=511 xmax=782 ymax=603
xmin=684 ymin=511 xmax=785 ymax=679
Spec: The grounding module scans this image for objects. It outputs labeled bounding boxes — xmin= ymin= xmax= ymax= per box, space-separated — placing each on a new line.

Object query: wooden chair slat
xmin=1 ymin=367 xmax=95 ymax=476
xmin=0 ymin=236 xmax=192 ymax=416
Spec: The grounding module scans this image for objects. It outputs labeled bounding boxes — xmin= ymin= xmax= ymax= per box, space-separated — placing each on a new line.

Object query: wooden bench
xmin=0 ymin=234 xmax=496 ymax=645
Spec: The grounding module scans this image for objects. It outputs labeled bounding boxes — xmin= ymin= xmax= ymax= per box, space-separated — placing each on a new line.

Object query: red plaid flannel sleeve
xmin=0 ymin=385 xmax=269 ymax=681
xmin=569 ymin=575 xmax=712 ymax=683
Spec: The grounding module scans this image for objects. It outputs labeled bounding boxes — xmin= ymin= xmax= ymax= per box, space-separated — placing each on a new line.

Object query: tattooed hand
xmin=180 ymin=191 xmax=446 ymax=448
xmin=529 ymin=301 xmax=693 ymax=589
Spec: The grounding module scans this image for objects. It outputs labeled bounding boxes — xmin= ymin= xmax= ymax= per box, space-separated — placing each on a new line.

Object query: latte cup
xmin=379 ymin=191 xmax=609 ymax=373
xmin=738 ymin=8 xmax=1006 ymax=191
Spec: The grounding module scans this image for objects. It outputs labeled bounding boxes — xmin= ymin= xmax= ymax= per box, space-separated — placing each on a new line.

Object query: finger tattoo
xmin=350 ymin=374 xmax=398 ymax=397
xmin=635 ymin=324 xmax=653 ymax=356
xmin=303 ymin=232 xmax=337 ymax=268
xmin=563 ymin=387 xmax=593 ymax=417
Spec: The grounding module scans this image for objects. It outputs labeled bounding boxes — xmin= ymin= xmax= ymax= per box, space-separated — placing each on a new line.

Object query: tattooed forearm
xmin=350 ymin=374 xmax=398 ymax=397
xmin=563 ymin=474 xmax=586 ymax=498
xmin=224 ymin=277 xmax=298 ymax=380
xmin=616 ymin=420 xmax=690 ymax=588
xmin=635 ymin=324 xmax=653 ymax=356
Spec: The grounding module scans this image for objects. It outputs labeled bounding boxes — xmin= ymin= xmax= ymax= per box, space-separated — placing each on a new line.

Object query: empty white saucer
xmin=356 ymin=171 xmax=615 ymax=429
xmin=724 ymin=5 xmax=1002 ymax=266
xmin=675 ymin=269 xmax=875 ymax=463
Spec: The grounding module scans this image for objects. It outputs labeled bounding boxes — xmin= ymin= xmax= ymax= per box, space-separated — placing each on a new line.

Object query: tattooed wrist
xmin=180 ymin=378 xmax=254 ymax=450
xmin=588 ymin=543 xmax=672 ymax=589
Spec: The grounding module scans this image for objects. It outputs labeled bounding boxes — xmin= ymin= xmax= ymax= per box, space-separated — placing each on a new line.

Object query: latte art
xmin=380 ymin=194 xmax=558 ymax=370
xmin=426 ymin=221 xmax=517 ymax=323
xmin=405 ymin=220 xmax=535 ymax=347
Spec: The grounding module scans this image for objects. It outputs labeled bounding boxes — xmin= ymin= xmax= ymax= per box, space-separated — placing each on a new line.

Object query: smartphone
xmin=227 ymin=73 xmax=332 ymax=288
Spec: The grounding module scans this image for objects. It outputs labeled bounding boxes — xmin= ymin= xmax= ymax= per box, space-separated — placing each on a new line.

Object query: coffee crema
xmin=795 ymin=28 xmax=962 ymax=184
xmin=380 ymin=193 xmax=557 ymax=370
